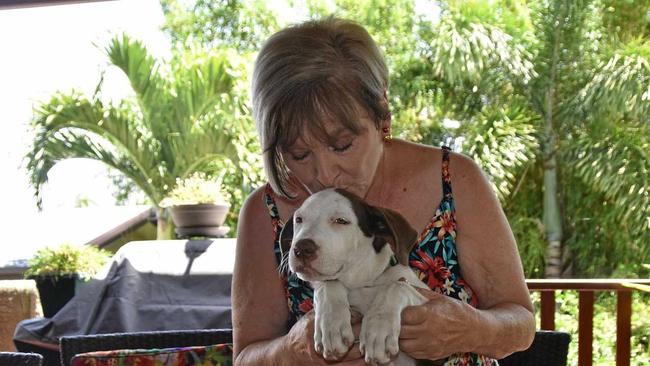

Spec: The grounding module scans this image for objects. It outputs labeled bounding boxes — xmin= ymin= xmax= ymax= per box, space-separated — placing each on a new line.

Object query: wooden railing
xmin=527 ymin=279 xmax=650 ymax=366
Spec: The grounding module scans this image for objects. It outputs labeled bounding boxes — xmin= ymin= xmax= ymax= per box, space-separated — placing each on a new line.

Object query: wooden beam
xmin=616 ymin=291 xmax=632 ymax=366
xmin=579 ymin=291 xmax=594 ymax=366
xmin=540 ymin=291 xmax=556 ymax=330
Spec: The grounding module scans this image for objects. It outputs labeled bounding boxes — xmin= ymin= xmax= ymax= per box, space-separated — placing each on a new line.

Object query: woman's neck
xmin=364 ymin=140 xmax=398 ymax=208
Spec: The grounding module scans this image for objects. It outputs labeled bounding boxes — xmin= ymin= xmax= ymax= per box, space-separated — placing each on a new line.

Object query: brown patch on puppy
xmin=335 ymin=189 xmax=418 ymax=265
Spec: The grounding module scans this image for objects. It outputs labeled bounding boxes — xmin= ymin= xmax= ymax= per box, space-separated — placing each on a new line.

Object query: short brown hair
xmin=251 ymin=16 xmax=389 ymax=198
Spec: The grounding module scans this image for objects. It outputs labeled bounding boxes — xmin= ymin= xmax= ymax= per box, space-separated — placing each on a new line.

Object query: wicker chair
xmin=0 ymin=351 xmax=44 ymax=366
xmin=59 ymin=329 xmax=232 ymax=366
xmin=499 ymin=330 xmax=571 ymax=366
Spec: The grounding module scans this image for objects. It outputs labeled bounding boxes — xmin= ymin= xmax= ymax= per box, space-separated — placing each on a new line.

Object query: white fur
xmin=288 ymin=189 xmax=429 ymax=366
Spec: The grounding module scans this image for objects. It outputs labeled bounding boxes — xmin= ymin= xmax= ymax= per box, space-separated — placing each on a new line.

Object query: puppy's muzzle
xmin=293 ymin=238 xmax=318 ymax=262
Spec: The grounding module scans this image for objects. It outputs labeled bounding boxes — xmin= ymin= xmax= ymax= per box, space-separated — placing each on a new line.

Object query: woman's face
xmin=281 ymin=117 xmax=384 ymax=199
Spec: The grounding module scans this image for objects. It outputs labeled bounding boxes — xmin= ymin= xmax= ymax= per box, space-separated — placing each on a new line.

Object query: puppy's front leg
xmin=361 ymin=281 xmax=426 ymax=365
xmin=313 ymin=280 xmax=354 ymax=360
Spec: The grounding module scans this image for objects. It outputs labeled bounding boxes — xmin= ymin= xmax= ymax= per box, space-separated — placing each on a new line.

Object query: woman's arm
xmin=400 ymin=152 xmax=535 ymax=360
xmin=232 ymin=186 xmax=291 ymax=365
xmin=453 ymin=153 xmax=535 ymax=357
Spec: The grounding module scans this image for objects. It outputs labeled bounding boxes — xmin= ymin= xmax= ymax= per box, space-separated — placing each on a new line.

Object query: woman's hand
xmin=399 ymin=287 xmax=479 ymax=361
xmin=285 ymin=310 xmax=366 ymax=365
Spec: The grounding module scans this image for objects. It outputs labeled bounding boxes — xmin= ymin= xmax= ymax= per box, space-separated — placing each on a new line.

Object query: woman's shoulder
xmin=392 ymin=140 xmax=486 ymax=195
xmin=391 ymin=140 xmax=440 ymax=169
xmin=239 ymin=184 xmax=304 ymax=227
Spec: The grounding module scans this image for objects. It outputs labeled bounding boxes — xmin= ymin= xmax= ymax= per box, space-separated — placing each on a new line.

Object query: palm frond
xmin=28 ymin=91 xmax=159 ymax=189
xmin=423 ymin=14 xmax=535 ymax=87
xmin=460 ymin=102 xmax=539 ymax=201
xmin=105 ymin=34 xmax=169 ymax=135
xmin=564 ymin=122 xmax=650 ymax=238
xmin=168 ymin=47 xmax=237 ymax=131
xmin=570 ymin=43 xmax=650 ymax=123
xmin=26 ymin=128 xmax=156 ymax=208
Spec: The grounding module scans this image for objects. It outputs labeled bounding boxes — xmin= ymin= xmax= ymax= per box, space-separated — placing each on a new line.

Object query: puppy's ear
xmin=279 ymin=215 xmax=294 ymax=257
xmin=334 ymin=188 xmax=418 ymax=265
xmin=368 ymin=206 xmax=418 ymax=266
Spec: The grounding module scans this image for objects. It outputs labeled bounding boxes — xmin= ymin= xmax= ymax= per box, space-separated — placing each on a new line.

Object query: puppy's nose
xmin=293 ymin=239 xmax=318 ymax=261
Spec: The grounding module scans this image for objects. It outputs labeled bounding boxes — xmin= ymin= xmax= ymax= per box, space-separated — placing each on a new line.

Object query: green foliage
xmin=157 ymin=0 xmax=649 ymax=276
xmin=160 ymin=0 xmax=280 ymax=51
xmin=24 ymin=243 xmax=112 ymax=280
xmin=160 ymin=172 xmax=228 ymax=207
xmin=601 ymin=0 xmax=650 ymax=41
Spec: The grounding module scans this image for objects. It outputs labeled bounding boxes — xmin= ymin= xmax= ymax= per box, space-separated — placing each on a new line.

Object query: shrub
xmin=24 ymin=243 xmax=112 ymax=280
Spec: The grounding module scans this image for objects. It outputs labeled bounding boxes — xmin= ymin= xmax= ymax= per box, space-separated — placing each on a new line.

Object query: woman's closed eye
xmin=330 ymin=141 xmax=352 ymax=153
xmin=291 ymin=151 xmax=310 ymax=161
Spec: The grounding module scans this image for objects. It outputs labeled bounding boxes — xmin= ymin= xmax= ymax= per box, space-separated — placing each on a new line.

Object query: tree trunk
xmin=543 ymin=146 xmax=563 ymax=278
xmin=156 ymin=207 xmax=175 ymax=240
xmin=543 ymin=3 xmax=566 ymax=278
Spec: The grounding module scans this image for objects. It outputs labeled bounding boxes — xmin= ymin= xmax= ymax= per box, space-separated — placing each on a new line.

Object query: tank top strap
xmin=264 ymin=184 xmax=283 ymax=231
xmin=263 ymin=184 xmax=286 ymax=268
xmin=441 ymin=146 xmax=453 ymax=200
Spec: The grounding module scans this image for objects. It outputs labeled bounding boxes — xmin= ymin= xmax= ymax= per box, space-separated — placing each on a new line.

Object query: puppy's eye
xmin=295 ymin=216 xmax=303 ymax=224
xmin=334 ymin=218 xmax=350 ymax=225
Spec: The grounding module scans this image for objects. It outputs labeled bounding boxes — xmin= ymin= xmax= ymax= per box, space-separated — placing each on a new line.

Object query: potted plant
xmin=24 ymin=243 xmax=111 ymax=317
xmin=160 ymin=173 xmax=231 ymax=238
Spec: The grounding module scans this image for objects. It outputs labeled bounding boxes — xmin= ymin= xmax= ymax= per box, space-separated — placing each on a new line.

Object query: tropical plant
xmin=25 ymin=34 xmax=245 ymax=239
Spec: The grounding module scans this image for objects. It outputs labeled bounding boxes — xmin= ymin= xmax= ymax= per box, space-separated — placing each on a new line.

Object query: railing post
xmin=616 ymin=291 xmax=632 ymax=366
xmin=540 ymin=291 xmax=556 ymax=330
xmin=579 ymin=291 xmax=594 ymax=366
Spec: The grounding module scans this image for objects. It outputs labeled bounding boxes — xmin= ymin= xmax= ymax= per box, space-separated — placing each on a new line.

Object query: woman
xmin=232 ymin=16 xmax=535 ymax=365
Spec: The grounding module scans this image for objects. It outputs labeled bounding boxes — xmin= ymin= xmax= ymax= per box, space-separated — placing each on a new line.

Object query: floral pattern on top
xmin=265 ymin=146 xmax=496 ymax=366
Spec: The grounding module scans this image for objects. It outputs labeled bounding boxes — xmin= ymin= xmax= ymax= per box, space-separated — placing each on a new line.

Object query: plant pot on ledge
xmin=161 ymin=173 xmax=232 ymax=239
xmin=170 ymin=203 xmax=230 ymax=238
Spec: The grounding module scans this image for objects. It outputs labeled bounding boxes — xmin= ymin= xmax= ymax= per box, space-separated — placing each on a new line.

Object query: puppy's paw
xmin=314 ymin=308 xmax=354 ymax=360
xmin=359 ymin=312 xmax=400 ymax=366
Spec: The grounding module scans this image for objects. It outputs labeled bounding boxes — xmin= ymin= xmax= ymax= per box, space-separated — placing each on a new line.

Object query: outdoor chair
xmin=498 ymin=330 xmax=571 ymax=366
xmin=59 ymin=328 xmax=232 ymax=366
xmin=0 ymin=351 xmax=43 ymax=366
xmin=60 ymin=328 xmax=569 ymax=366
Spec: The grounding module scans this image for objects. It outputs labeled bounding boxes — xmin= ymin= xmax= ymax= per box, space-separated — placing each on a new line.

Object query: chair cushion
xmin=70 ymin=343 xmax=232 ymax=366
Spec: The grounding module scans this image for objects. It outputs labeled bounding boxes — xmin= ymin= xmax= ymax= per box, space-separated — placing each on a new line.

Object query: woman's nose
xmin=314 ymin=156 xmax=338 ymax=187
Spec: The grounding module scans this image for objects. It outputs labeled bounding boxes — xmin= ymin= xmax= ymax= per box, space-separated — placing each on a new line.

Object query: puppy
xmin=281 ymin=188 xmax=430 ymax=366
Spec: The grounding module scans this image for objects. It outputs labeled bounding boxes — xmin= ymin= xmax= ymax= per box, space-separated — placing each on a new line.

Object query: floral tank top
xmin=263 ymin=147 xmax=497 ymax=366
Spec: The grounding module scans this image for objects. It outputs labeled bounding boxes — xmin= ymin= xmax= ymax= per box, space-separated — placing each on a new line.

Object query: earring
xmin=382 ymin=126 xmax=392 ymax=143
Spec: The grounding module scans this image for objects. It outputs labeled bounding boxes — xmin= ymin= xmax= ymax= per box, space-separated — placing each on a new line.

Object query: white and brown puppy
xmin=281 ymin=188 xmax=430 ymax=366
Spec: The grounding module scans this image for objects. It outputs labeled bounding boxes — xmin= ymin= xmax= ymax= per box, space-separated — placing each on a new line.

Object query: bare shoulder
xmin=446 ymin=151 xmax=492 ymax=202
xmin=237 ymin=185 xmax=273 ymax=239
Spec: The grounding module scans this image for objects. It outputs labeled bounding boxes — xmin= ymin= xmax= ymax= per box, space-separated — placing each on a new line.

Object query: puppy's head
xmin=281 ymin=188 xmax=417 ymax=282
